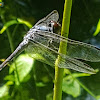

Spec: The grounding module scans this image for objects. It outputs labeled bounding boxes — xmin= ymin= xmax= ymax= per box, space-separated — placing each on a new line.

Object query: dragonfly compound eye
xmin=50 ymin=21 xmax=61 ymax=33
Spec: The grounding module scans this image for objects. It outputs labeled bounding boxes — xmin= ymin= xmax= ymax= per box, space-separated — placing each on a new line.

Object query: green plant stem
xmin=1 ymin=15 xmax=14 ymax=52
xmin=53 ymin=0 xmax=72 ymax=100
xmin=76 ymin=79 xmax=97 ymax=99
xmin=0 ymin=14 xmax=20 ymax=85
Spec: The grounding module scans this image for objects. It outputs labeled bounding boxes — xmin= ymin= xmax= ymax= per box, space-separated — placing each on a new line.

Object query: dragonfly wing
xmin=35 ymin=30 xmax=100 ymax=62
xmin=34 ymin=10 xmax=59 ymax=26
xmin=26 ymin=37 xmax=96 ymax=74
xmin=67 ymin=39 xmax=100 ymax=62
xmin=26 ymin=40 xmax=57 ymax=67
xmin=58 ymin=55 xmax=96 ymax=74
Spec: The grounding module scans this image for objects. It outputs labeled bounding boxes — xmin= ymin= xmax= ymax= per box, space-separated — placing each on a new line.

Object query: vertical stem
xmin=1 ymin=15 xmax=14 ymax=52
xmin=53 ymin=0 xmax=72 ymax=100
xmin=0 ymin=12 xmax=20 ymax=85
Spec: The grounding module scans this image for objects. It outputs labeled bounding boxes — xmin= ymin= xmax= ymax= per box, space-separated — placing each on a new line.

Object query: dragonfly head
xmin=49 ymin=21 xmax=61 ymax=34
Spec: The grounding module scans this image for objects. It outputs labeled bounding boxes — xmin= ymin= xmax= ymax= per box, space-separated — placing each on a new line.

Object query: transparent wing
xmin=34 ymin=10 xmax=59 ymax=26
xmin=26 ymin=38 xmax=96 ymax=74
xmin=35 ymin=30 xmax=100 ymax=62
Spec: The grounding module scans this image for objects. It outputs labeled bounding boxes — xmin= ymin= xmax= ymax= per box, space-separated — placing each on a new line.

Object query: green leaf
xmin=9 ymin=54 xmax=34 ymax=84
xmin=62 ymin=77 xmax=80 ymax=98
xmin=93 ymin=19 xmax=100 ymax=36
xmin=17 ymin=18 xmax=32 ymax=28
xmin=0 ymin=85 xmax=9 ymax=98
xmin=4 ymin=75 xmax=15 ymax=82
xmin=0 ymin=18 xmax=32 ymax=34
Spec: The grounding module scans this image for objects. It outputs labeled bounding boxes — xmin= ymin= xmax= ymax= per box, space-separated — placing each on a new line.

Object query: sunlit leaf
xmin=62 ymin=77 xmax=80 ymax=97
xmin=9 ymin=54 xmax=34 ymax=84
xmin=93 ymin=19 xmax=100 ymax=36
xmin=5 ymin=81 xmax=14 ymax=86
xmin=0 ymin=85 xmax=9 ymax=98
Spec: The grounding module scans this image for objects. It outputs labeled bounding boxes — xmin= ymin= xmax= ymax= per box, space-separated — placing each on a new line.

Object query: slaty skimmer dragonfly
xmin=0 ymin=10 xmax=100 ymax=74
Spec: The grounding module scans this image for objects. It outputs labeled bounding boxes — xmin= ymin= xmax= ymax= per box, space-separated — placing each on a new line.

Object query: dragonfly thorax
xmin=34 ymin=25 xmax=53 ymax=32
xmin=24 ymin=29 xmax=36 ymax=40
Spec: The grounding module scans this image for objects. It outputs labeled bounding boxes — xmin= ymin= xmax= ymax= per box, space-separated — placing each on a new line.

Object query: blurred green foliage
xmin=0 ymin=0 xmax=100 ymax=100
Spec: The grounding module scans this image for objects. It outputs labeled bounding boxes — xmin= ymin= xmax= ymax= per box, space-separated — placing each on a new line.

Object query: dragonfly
xmin=0 ymin=10 xmax=100 ymax=74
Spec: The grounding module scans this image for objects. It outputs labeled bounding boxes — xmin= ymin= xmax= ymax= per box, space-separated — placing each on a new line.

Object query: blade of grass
xmin=75 ymin=79 xmax=97 ymax=99
xmin=1 ymin=15 xmax=14 ymax=52
xmin=0 ymin=18 xmax=32 ymax=34
xmin=53 ymin=0 xmax=72 ymax=100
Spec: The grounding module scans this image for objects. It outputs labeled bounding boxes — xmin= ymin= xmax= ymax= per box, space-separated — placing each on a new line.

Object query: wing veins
xmin=34 ymin=30 xmax=100 ymax=62
xmin=28 ymin=38 xmax=96 ymax=74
